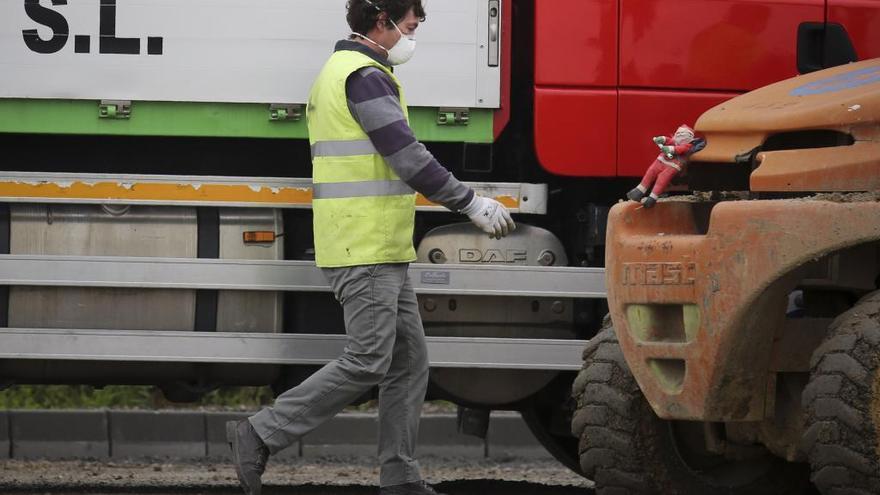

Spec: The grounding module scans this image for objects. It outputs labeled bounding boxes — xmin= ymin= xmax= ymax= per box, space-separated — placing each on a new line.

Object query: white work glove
xmin=461 ymin=195 xmax=516 ymax=239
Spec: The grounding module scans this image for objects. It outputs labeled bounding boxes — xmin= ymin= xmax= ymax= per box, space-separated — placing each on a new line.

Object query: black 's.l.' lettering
xmin=99 ymin=0 xmax=139 ymax=55
xmin=22 ymin=0 xmax=69 ymax=54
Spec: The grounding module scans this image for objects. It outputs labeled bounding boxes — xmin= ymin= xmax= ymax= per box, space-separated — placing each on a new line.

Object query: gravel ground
xmin=0 ymin=455 xmax=594 ymax=494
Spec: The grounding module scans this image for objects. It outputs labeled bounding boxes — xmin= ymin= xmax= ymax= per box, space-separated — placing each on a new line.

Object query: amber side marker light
xmin=243 ymin=231 xmax=278 ymax=244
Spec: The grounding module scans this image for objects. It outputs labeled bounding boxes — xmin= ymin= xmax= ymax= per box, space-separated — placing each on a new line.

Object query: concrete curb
xmin=205 ymin=412 xmax=249 ymax=460
xmin=11 ymin=410 xmax=108 ymax=460
xmin=1 ymin=411 xmax=9 ymax=459
xmin=110 ymin=410 xmax=206 ymax=459
xmin=3 ymin=410 xmax=543 ymax=461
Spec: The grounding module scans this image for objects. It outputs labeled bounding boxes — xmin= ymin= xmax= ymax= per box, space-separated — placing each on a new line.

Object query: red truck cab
xmin=533 ymin=0 xmax=880 ymax=178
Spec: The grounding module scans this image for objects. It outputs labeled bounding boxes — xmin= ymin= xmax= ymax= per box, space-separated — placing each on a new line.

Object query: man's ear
xmin=376 ymin=12 xmax=391 ymax=30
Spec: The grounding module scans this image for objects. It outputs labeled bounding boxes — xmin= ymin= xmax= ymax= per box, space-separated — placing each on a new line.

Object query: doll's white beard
xmin=673 ymin=133 xmax=694 ymax=145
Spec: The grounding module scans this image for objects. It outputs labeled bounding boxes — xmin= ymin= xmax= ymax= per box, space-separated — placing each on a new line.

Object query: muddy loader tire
xmin=572 ymin=324 xmax=808 ymax=495
xmin=804 ymin=290 xmax=880 ymax=495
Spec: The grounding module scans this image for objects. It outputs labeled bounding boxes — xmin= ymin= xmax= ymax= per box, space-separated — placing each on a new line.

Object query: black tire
xmin=803 ymin=290 xmax=880 ymax=495
xmin=572 ymin=324 xmax=809 ymax=495
xmin=522 ymin=402 xmax=583 ymax=475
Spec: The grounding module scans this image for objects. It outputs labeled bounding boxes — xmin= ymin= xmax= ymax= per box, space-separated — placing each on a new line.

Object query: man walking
xmin=226 ymin=1 xmax=516 ymax=494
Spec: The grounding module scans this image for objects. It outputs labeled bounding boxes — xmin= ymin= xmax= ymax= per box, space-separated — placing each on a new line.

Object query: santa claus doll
xmin=626 ymin=125 xmax=705 ymax=208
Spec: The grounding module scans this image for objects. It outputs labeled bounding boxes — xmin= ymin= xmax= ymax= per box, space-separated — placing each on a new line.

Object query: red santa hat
xmin=676 ymin=125 xmax=694 ymax=136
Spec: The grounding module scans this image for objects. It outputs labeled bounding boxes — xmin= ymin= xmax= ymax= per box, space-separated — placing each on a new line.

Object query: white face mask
xmin=385 ymin=20 xmax=416 ymax=65
xmin=353 ymin=19 xmax=416 ymax=66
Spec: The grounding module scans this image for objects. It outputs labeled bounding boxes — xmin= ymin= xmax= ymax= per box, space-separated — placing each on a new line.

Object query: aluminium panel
xmin=8 ymin=204 xmax=197 ymax=331
xmin=0 ymin=0 xmax=501 ymax=109
xmin=217 ymin=209 xmax=284 ymax=333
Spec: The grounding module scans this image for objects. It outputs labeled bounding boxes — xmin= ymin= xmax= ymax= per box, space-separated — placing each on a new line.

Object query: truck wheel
xmin=572 ymin=324 xmax=808 ymax=495
xmin=521 ymin=375 xmax=583 ymax=475
xmin=803 ymin=291 xmax=880 ymax=495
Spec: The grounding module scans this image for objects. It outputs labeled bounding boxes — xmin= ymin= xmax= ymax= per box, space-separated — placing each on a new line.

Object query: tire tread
xmin=804 ymin=291 xmax=880 ymax=494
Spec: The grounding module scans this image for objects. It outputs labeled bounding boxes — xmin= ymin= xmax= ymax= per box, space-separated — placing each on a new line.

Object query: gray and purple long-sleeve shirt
xmin=336 ymin=40 xmax=475 ymax=212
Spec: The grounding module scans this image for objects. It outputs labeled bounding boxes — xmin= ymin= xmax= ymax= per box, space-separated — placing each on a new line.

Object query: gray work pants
xmin=249 ymin=263 xmax=429 ymax=487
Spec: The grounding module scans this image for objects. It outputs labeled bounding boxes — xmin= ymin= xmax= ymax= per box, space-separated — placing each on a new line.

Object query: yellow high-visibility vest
xmin=307 ymin=50 xmax=416 ymax=268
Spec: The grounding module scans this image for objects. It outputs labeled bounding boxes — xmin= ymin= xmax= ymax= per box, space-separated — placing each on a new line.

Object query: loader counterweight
xmin=606 ymin=57 xmax=880 ymax=422
xmin=573 ymin=58 xmax=880 ymax=495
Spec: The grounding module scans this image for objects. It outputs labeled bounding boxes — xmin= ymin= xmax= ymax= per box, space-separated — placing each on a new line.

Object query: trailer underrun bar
xmin=0 ymin=256 xmax=602 ymax=369
xmin=0 ymin=329 xmax=587 ymax=371
xmin=0 ymin=255 xmax=606 ymax=299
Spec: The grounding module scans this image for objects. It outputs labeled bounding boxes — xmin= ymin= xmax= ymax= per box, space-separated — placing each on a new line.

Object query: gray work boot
xmin=380 ymin=481 xmax=447 ymax=495
xmin=642 ymin=196 xmax=657 ymax=208
xmin=626 ymin=188 xmax=645 ymax=202
xmin=226 ymin=420 xmax=270 ymax=495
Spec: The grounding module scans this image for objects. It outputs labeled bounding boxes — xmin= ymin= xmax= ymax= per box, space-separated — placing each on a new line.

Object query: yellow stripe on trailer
xmin=0 ymin=180 xmax=314 ymax=207
xmin=0 ymin=173 xmax=547 ymax=214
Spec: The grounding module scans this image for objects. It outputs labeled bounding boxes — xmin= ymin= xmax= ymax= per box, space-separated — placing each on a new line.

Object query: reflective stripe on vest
xmin=311 ymin=139 xmax=377 ymax=159
xmin=307 ymin=50 xmax=417 ymax=268
xmin=312 ymin=180 xmax=414 ymax=200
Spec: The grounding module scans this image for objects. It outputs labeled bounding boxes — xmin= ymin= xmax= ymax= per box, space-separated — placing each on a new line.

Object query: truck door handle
xmin=488 ymin=0 xmax=500 ymax=67
xmin=798 ymin=22 xmax=826 ymax=74
xmin=823 ymin=23 xmax=858 ymax=68
xmin=798 ymin=22 xmax=858 ymax=74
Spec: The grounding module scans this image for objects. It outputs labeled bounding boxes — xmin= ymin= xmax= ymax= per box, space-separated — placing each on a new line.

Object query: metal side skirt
xmin=0 ymin=255 xmax=606 ymax=299
xmin=0 ymin=329 xmax=587 ymax=371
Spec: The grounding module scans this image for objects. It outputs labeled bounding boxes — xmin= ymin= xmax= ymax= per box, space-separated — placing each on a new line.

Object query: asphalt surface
xmin=4 ymin=482 xmax=591 ymax=494
xmin=0 ymin=456 xmax=594 ymax=495
xmin=1 ymin=409 xmax=592 ymax=493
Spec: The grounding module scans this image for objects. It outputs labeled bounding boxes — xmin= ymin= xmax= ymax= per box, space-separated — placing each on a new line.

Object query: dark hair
xmin=346 ymin=0 xmax=426 ymax=35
